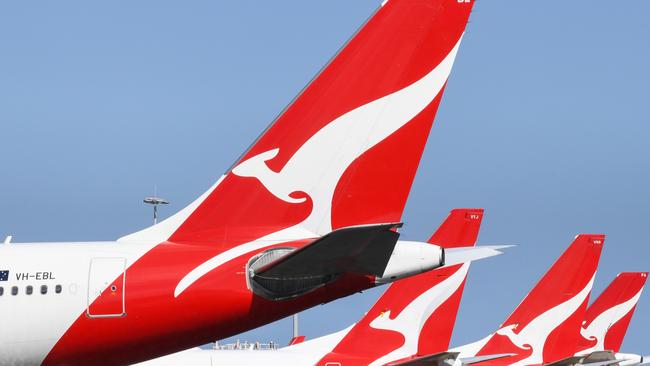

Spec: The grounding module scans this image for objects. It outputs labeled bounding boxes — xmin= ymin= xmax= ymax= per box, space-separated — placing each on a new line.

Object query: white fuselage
xmin=0 ymin=238 xmax=452 ymax=366
xmin=0 ymin=241 xmax=155 ymax=365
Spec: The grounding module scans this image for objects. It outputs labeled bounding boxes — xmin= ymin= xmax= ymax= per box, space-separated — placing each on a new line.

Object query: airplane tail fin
xmin=317 ymin=208 xmax=484 ymax=365
xmin=577 ymin=272 xmax=647 ymax=354
xmin=120 ymin=0 xmax=475 ymax=247
xmin=288 ymin=335 xmax=306 ymax=346
xmin=418 ymin=208 xmax=484 ymax=354
xmin=427 ymin=209 xmax=484 ymax=249
xmin=472 ymin=235 xmax=604 ymax=365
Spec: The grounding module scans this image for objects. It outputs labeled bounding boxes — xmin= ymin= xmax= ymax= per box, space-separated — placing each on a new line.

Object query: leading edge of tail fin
xmin=577 ymin=272 xmax=648 ymax=354
xmin=317 ymin=208 xmax=484 ymax=365
xmin=120 ymin=0 xmax=475 ymax=245
xmin=472 ymin=234 xmax=605 ymax=366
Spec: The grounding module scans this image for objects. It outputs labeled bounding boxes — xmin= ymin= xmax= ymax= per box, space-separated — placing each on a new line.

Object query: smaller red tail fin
xmin=473 ymin=234 xmax=604 ymax=365
xmin=577 ymin=272 xmax=647 ymax=354
xmin=317 ymin=208 xmax=483 ymax=365
xmin=417 ymin=208 xmax=483 ymax=355
xmin=428 ymin=209 xmax=484 ymax=248
xmin=288 ymin=336 xmax=306 ymax=346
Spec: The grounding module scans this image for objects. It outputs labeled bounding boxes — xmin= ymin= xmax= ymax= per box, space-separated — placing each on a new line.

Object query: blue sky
xmin=1 ymin=0 xmax=649 ymax=353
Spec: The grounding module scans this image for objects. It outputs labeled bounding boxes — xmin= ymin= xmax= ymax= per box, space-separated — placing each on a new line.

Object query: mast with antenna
xmin=293 ymin=313 xmax=299 ymax=339
xmin=143 ymin=186 xmax=169 ymax=225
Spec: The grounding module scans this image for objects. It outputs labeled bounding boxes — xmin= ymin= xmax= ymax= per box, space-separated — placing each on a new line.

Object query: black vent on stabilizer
xmin=247 ymin=248 xmax=338 ymax=301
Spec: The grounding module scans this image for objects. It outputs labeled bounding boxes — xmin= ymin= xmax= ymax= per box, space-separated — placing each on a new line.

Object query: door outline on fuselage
xmin=87 ymin=257 xmax=127 ymax=318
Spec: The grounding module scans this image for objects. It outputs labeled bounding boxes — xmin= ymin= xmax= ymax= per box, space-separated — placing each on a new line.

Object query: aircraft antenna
xmin=143 ymin=186 xmax=169 ymax=225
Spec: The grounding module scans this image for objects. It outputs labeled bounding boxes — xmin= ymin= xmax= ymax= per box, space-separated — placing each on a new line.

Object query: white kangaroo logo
xmin=578 ymin=289 xmax=643 ymax=354
xmin=174 ymin=36 xmax=465 ymax=297
xmin=233 ymin=36 xmax=463 ymax=236
xmin=494 ymin=275 xmax=595 ymax=366
xmin=367 ymin=264 xmax=469 ymax=366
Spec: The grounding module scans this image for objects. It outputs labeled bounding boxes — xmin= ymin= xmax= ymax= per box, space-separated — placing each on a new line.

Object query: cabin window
xmin=26 ymin=285 xmax=33 ymax=295
xmin=40 ymin=285 xmax=47 ymax=295
xmin=0 ymin=287 xmax=3 ymax=296
xmin=11 ymin=286 xmax=18 ymax=296
xmin=55 ymin=284 xmax=62 ymax=294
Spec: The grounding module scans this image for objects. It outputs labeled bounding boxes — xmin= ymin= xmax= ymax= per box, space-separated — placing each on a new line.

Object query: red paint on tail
xmin=170 ymin=0 xmax=475 ymax=245
xmin=317 ymin=208 xmax=483 ymax=366
xmin=288 ymin=336 xmax=306 ymax=346
xmin=577 ymin=272 xmax=647 ymax=353
xmin=473 ymin=235 xmax=604 ymax=365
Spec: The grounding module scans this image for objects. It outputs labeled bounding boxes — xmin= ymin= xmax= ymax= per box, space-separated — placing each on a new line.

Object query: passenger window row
xmin=0 ymin=284 xmax=63 ymax=296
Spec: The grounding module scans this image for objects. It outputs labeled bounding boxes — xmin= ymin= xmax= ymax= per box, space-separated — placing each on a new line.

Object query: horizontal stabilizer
xmin=386 ymin=351 xmax=460 ymax=366
xmin=545 ymin=356 xmax=587 ymax=366
xmin=583 ymin=351 xmax=618 ymax=363
xmin=249 ymin=223 xmax=401 ymax=300
xmin=546 ymin=351 xmax=617 ymax=366
xmin=580 ymin=360 xmax=623 ymax=366
xmin=443 ymin=245 xmax=512 ymax=266
xmin=255 ymin=223 xmax=402 ymax=277
xmin=460 ymin=353 xmax=517 ymax=365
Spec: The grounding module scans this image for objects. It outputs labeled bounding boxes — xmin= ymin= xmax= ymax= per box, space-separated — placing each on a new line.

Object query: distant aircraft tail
xmin=120 ymin=0 xmax=476 ymax=248
xmin=576 ymin=272 xmax=647 ymax=354
xmin=288 ymin=335 xmax=306 ymax=346
xmin=466 ymin=235 xmax=604 ymax=366
xmin=317 ymin=208 xmax=484 ymax=366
